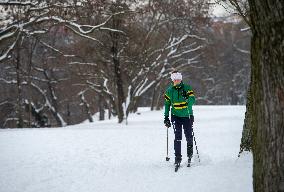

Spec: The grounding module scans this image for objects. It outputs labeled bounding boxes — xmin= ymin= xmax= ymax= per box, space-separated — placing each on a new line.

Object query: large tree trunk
xmin=111 ymin=16 xmax=125 ymax=123
xmin=113 ymin=48 xmax=124 ymax=123
xmin=239 ymin=82 xmax=252 ymax=156
xmin=248 ymin=1 xmax=284 ymax=191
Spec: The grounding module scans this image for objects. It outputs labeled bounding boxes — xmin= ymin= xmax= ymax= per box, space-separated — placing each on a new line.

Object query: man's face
xmin=173 ymin=79 xmax=181 ymax=85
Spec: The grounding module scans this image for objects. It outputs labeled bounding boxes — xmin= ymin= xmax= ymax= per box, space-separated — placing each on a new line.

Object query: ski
xmin=187 ymin=159 xmax=191 ymax=167
xmin=187 ymin=157 xmax=192 ymax=167
xmin=174 ymin=163 xmax=180 ymax=172
xmin=174 ymin=161 xmax=192 ymax=171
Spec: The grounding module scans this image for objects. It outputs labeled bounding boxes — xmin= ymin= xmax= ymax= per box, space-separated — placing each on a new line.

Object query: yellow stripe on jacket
xmin=173 ymin=102 xmax=188 ymax=109
xmin=187 ymin=90 xmax=194 ymax=96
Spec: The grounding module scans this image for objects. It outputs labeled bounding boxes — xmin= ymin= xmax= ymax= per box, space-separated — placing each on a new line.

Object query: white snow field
xmin=0 ymin=106 xmax=252 ymax=192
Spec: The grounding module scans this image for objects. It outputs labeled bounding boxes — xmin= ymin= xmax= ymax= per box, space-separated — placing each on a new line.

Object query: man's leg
xmin=183 ymin=117 xmax=193 ymax=164
xmin=172 ymin=116 xmax=182 ymax=164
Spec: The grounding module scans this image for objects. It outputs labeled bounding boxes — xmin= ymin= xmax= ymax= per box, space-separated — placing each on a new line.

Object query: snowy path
xmin=0 ymin=106 xmax=252 ymax=192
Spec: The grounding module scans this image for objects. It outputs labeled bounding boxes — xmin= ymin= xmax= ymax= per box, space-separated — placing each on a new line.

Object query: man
xmin=164 ymin=71 xmax=195 ymax=168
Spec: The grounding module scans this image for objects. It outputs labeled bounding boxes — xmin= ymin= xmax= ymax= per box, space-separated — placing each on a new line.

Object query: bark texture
xmin=110 ymin=16 xmax=125 ymax=123
xmin=16 ymin=44 xmax=24 ymax=128
xmin=248 ymin=0 xmax=284 ymax=191
xmin=239 ymin=83 xmax=252 ymax=156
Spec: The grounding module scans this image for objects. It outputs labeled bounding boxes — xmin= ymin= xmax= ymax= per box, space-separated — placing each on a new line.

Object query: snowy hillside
xmin=0 ymin=106 xmax=252 ymax=192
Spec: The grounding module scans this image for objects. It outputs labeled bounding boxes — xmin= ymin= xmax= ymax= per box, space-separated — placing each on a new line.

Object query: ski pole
xmin=166 ymin=126 xmax=170 ymax=161
xmin=192 ymin=129 xmax=200 ymax=162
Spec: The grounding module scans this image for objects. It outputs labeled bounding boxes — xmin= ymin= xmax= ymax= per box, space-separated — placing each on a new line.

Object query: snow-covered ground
xmin=0 ymin=106 xmax=252 ymax=192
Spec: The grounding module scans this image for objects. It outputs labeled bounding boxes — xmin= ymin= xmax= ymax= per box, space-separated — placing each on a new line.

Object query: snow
xmin=0 ymin=105 xmax=252 ymax=192
xmin=209 ymin=1 xmax=234 ymax=17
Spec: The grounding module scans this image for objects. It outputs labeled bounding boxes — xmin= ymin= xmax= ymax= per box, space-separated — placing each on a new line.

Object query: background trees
xmin=0 ymin=0 xmax=250 ymax=127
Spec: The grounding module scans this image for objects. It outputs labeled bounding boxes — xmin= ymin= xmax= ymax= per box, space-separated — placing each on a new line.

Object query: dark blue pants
xmin=171 ymin=115 xmax=193 ymax=158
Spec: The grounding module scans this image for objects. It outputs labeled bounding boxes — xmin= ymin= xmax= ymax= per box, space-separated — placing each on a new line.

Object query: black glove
xmin=164 ymin=116 xmax=171 ymax=128
xmin=181 ymin=90 xmax=189 ymax=99
xmin=190 ymin=115 xmax=194 ymax=123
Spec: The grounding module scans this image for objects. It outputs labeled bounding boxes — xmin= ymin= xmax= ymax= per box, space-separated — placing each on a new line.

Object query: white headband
xmin=171 ymin=72 xmax=182 ymax=81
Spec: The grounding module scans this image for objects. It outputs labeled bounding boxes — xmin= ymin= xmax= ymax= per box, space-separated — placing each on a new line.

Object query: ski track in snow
xmin=0 ymin=106 xmax=252 ymax=192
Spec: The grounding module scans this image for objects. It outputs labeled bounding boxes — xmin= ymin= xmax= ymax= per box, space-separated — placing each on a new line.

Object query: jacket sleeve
xmin=186 ymin=86 xmax=195 ymax=106
xmin=164 ymin=89 xmax=171 ymax=117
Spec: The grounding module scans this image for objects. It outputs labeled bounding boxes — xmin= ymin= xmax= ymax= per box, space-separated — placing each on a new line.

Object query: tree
xmin=0 ymin=0 xmax=124 ymax=127
xmin=194 ymin=17 xmax=250 ymax=105
xmin=221 ymin=1 xmax=284 ymax=190
xmin=247 ymin=1 xmax=284 ymax=191
xmin=120 ymin=0 xmax=209 ymax=121
xmin=82 ymin=0 xmax=209 ymax=123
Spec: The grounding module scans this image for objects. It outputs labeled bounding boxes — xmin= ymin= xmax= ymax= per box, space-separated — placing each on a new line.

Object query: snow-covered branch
xmin=39 ymin=40 xmax=76 ymax=57
xmin=69 ymin=62 xmax=98 ymax=67
xmin=233 ymin=43 xmax=250 ymax=54
xmin=78 ymin=89 xmax=94 ymax=122
xmin=30 ymin=82 xmax=66 ymax=126
xmin=0 ymin=2 xmax=128 ymax=61
xmin=0 ymin=31 xmax=19 ymax=62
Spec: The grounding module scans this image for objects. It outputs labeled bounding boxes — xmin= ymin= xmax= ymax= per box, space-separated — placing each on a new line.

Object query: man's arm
xmin=186 ymin=86 xmax=195 ymax=106
xmin=164 ymin=90 xmax=171 ymax=117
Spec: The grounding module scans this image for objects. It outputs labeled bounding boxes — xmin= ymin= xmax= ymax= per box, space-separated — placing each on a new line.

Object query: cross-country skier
xmin=164 ymin=70 xmax=195 ymax=170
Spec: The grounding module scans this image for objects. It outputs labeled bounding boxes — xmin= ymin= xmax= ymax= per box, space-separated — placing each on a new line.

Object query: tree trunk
xmin=111 ymin=17 xmax=125 ymax=123
xmin=155 ymin=92 xmax=163 ymax=110
xmin=108 ymin=107 xmax=112 ymax=120
xmin=24 ymin=102 xmax=47 ymax=127
xmin=155 ymin=85 xmax=163 ymax=110
xmin=151 ymin=87 xmax=157 ymax=111
xmin=127 ymin=96 xmax=139 ymax=115
xmin=66 ymin=103 xmax=71 ymax=125
xmin=239 ymin=82 xmax=252 ymax=156
xmin=44 ymin=70 xmax=66 ymax=127
xmin=248 ymin=1 xmax=284 ymax=191
xmin=27 ymin=39 xmax=36 ymax=127
xmin=16 ymin=42 xmax=24 ymax=128
xmin=99 ymin=94 xmax=105 ymax=121
xmin=113 ymin=52 xmax=124 ymax=123
xmin=79 ymin=93 xmax=93 ymax=123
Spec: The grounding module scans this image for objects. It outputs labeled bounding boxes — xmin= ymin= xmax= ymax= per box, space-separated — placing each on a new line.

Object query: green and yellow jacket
xmin=164 ymin=82 xmax=195 ymax=117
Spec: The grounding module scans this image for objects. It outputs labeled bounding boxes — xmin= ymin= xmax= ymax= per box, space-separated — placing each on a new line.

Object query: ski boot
xmin=187 ymin=144 xmax=193 ymax=167
xmin=187 ymin=157 xmax=192 ymax=167
xmin=174 ymin=156 xmax=182 ymax=172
